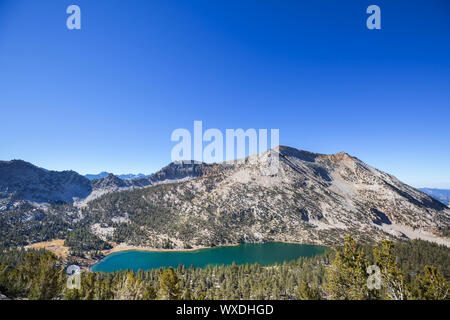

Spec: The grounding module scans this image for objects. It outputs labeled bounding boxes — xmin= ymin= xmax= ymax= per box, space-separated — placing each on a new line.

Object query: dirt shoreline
xmin=87 ymin=243 xmax=239 ymax=269
xmin=103 ymin=242 xmax=241 ymax=255
xmin=101 ymin=240 xmax=328 ymax=255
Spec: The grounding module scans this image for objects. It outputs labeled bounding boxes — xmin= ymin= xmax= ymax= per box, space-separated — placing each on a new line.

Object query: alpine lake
xmin=91 ymin=242 xmax=329 ymax=272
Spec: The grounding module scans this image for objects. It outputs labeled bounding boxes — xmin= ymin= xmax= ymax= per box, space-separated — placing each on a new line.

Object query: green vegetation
xmin=158 ymin=267 xmax=181 ymax=300
xmin=326 ymin=236 xmax=370 ymax=299
xmin=0 ymin=249 xmax=64 ymax=299
xmin=0 ymin=203 xmax=71 ymax=247
xmin=0 ymin=237 xmax=448 ymax=300
xmin=64 ymin=228 xmax=111 ymax=256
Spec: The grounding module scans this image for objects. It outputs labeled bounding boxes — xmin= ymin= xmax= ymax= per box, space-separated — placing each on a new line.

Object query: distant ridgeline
xmin=85 ymin=172 xmax=149 ymax=181
xmin=419 ymin=188 xmax=450 ymax=206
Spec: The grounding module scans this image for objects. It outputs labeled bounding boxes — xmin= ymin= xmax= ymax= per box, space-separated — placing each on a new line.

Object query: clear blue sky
xmin=0 ymin=0 xmax=449 ymax=188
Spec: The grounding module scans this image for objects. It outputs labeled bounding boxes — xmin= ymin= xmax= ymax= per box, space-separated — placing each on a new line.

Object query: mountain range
xmin=0 ymin=146 xmax=449 ymax=251
xmin=85 ymin=172 xmax=149 ymax=181
xmin=419 ymin=188 xmax=450 ymax=206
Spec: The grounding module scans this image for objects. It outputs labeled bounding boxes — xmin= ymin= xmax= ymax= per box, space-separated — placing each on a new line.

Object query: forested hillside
xmin=0 ymin=238 xmax=448 ymax=300
xmin=1 ymin=147 xmax=449 ymax=256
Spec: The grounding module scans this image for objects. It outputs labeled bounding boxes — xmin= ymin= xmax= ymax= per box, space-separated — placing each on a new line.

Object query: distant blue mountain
xmin=85 ymin=172 xmax=149 ymax=181
xmin=85 ymin=172 xmax=110 ymax=180
xmin=117 ymin=173 xmax=149 ymax=180
xmin=419 ymin=188 xmax=450 ymax=205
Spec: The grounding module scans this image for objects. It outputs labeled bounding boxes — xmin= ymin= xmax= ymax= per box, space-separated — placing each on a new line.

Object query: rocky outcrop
xmin=88 ymin=161 xmax=229 ymax=196
xmin=91 ymin=173 xmax=129 ymax=190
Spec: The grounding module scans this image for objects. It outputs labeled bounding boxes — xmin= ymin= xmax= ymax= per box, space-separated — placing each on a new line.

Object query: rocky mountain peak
xmin=91 ymin=173 xmax=127 ymax=190
xmin=276 ymin=146 xmax=355 ymax=164
xmin=0 ymin=159 xmax=91 ymax=203
xmin=327 ymin=151 xmax=355 ymax=162
xmin=148 ymin=160 xmax=208 ymax=183
xmin=79 ymin=144 xmax=449 ymax=248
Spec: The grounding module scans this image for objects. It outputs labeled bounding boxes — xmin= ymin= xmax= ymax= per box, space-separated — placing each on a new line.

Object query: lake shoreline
xmin=100 ymin=240 xmax=326 ymax=257
xmin=24 ymin=239 xmax=329 ymax=271
xmin=104 ymin=242 xmax=241 ymax=255
xmin=91 ymin=241 xmax=329 ymax=272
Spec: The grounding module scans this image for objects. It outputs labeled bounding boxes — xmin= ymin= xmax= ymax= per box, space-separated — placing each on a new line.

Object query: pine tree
xmin=142 ymin=284 xmax=157 ymax=300
xmin=297 ymin=281 xmax=320 ymax=300
xmin=114 ymin=272 xmax=146 ymax=300
xmin=21 ymin=252 xmax=64 ymax=300
xmin=325 ymin=236 xmax=369 ymax=300
xmin=181 ymin=288 xmax=192 ymax=300
xmin=158 ymin=267 xmax=181 ymax=300
xmin=374 ymin=240 xmax=409 ymax=300
xmin=412 ymin=266 xmax=449 ymax=300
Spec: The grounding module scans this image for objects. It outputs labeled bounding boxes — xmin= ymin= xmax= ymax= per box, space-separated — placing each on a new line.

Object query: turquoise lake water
xmin=91 ymin=242 xmax=328 ymax=272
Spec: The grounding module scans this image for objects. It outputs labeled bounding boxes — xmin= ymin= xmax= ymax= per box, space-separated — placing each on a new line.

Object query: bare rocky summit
xmin=85 ymin=146 xmax=450 ymax=247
